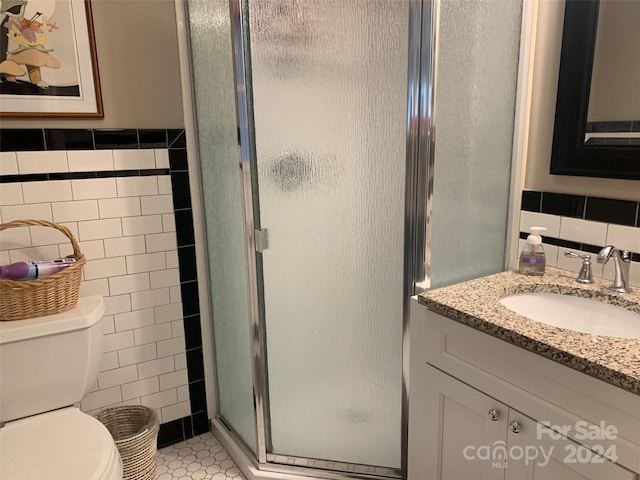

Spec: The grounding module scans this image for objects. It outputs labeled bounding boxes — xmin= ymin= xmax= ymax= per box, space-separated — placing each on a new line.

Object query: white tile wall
xmin=606 ymin=224 xmax=640 ymax=253
xmin=0 ymin=151 xmax=190 ymax=425
xmin=141 ymin=195 xmax=174 ymax=215
xmin=17 ymin=151 xmax=68 ymax=174
xmin=104 ymin=294 xmax=133 ymax=316
xmin=155 ymin=149 xmax=171 ymax=169
xmin=2 ymin=202 xmax=53 ymax=222
xmin=0 ymin=152 xmax=19 ymax=175
xmin=559 ymin=217 xmax=608 ymax=246
xmin=158 ymin=176 xmax=172 ymax=195
xmin=0 ymin=183 xmax=24 ymax=205
xmin=115 ymin=308 xmax=156 ymax=331
xmin=146 ymin=232 xmax=177 ymax=253
xmin=104 ymin=235 xmax=146 ymax=257
xmin=519 ymin=211 xmax=561 ymax=238
xmin=84 ymin=257 xmax=127 ymax=280
xmin=3 ymin=149 xmax=169 ymax=176
xmin=52 ymin=200 xmax=100 ymax=223
xmin=139 ymin=356 xmax=175 ymax=379
xmin=520 ymin=210 xmax=640 ymax=287
xmin=73 ymin=239 xmax=106 ymax=260
xmin=122 ymin=215 xmax=163 ymax=236
xmin=116 ymin=176 xmax=158 ymax=197
xmin=126 ymin=252 xmax=167 ymax=273
xmin=98 ymin=197 xmax=142 ymax=218
xmin=67 ymin=150 xmax=114 ymax=172
xmin=122 ymin=377 xmax=160 ymax=401
xmin=22 ymin=180 xmax=73 ymax=204
xmin=113 ymin=150 xmax=156 ymax=170
xmin=119 ymin=343 xmax=158 ymax=367
xmin=72 ymin=178 xmax=118 ymax=200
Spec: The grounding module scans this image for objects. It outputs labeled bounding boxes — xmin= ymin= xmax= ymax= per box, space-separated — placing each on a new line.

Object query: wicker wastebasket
xmin=95 ymin=406 xmax=159 ymax=480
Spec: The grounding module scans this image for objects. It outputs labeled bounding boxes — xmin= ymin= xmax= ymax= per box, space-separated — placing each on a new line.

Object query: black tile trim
xmin=518 ymin=231 xmax=640 ymax=258
xmin=541 ymin=192 xmax=586 ymax=218
xmin=542 ymin=236 xmax=582 ymax=250
xmin=189 ymin=379 xmax=207 ymax=414
xmin=0 ymin=129 xmax=45 ymax=151
xmin=585 ymin=197 xmax=637 ymax=226
xmin=157 ymin=418 xmax=185 ymax=448
xmin=45 ymin=129 xmax=95 ymax=150
xmin=522 ymin=190 xmax=640 ymax=228
xmin=94 ymin=129 xmax=139 ymax=149
xmin=0 ymin=128 xmax=185 ymax=152
xmin=163 ymin=143 xmax=207 ymax=447
xmin=521 ymin=190 xmax=542 ymax=212
xmin=50 ymin=172 xmax=98 ymax=181
xmin=157 ymin=413 xmax=210 ymax=448
xmin=0 ymin=173 xmax=49 ymax=183
xmin=192 ymin=411 xmax=210 ymax=436
xmin=168 ymin=129 xmax=186 ymax=149
xmin=0 ymin=169 xmax=171 ymax=183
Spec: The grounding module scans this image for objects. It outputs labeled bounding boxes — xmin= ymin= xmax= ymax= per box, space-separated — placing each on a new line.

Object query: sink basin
xmin=499 ymin=293 xmax=640 ymax=339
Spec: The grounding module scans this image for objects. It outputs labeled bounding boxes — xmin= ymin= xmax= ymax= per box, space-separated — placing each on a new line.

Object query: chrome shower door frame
xmin=226 ymin=0 xmax=437 ymax=477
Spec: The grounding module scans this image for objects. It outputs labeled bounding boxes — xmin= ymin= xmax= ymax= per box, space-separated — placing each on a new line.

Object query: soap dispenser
xmin=518 ymin=226 xmax=547 ymax=276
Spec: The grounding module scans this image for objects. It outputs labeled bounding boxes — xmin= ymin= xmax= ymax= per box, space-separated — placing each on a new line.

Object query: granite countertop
xmin=418 ymin=267 xmax=640 ymax=394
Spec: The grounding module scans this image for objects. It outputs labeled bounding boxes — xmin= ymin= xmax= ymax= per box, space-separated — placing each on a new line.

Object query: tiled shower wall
xmin=519 ymin=190 xmax=640 ymax=286
xmin=0 ymin=129 xmax=207 ymax=447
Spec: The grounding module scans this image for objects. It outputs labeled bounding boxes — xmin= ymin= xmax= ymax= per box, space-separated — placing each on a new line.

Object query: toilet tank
xmin=0 ymin=296 xmax=105 ymax=423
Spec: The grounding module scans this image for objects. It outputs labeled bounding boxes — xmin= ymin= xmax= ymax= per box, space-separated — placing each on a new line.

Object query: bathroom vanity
xmin=408 ymin=268 xmax=640 ymax=479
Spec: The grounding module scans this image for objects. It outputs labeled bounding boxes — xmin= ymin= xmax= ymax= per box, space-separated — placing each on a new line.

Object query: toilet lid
xmin=0 ymin=407 xmax=120 ymax=480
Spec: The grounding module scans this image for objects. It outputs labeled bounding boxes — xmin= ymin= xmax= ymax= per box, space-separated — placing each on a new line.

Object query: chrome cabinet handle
xmin=509 ymin=420 xmax=521 ymax=434
xmin=488 ymin=409 xmax=500 ymax=421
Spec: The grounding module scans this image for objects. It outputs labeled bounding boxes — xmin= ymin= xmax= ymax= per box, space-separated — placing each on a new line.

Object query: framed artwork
xmin=0 ymin=0 xmax=102 ymax=118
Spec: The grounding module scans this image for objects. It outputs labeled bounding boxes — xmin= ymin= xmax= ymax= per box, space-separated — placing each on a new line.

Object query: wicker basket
xmin=96 ymin=406 xmax=160 ymax=480
xmin=0 ymin=219 xmax=85 ymax=321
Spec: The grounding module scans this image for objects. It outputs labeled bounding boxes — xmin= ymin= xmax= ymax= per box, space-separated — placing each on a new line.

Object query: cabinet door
xmin=412 ymin=366 xmax=508 ymax=480
xmin=505 ymin=412 xmax=636 ymax=480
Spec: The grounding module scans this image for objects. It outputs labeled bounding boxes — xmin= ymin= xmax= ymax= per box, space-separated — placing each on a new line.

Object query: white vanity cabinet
xmin=408 ymin=298 xmax=640 ymax=480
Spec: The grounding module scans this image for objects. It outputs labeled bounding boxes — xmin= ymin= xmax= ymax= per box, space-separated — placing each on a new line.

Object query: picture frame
xmin=0 ymin=0 xmax=103 ymax=118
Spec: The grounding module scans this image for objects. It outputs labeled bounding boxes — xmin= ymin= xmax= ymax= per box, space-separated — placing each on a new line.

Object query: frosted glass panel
xmin=430 ymin=0 xmax=522 ymax=288
xmin=248 ymin=0 xmax=408 ymax=468
xmin=187 ymin=0 xmax=256 ymax=452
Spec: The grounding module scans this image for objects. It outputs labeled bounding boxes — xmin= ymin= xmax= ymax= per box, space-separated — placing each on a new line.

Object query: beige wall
xmin=523 ymin=1 xmax=639 ymax=201
xmin=1 ymin=0 xmax=184 ymax=129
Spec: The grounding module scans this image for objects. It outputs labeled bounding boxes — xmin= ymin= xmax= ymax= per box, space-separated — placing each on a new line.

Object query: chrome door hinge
xmin=254 ymin=228 xmax=268 ymax=253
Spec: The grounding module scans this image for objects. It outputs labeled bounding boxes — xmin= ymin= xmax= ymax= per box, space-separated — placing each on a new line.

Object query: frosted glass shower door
xmin=248 ymin=0 xmax=409 ymax=469
xmin=187 ymin=0 xmax=257 ymax=453
xmin=429 ymin=0 xmax=523 ymax=288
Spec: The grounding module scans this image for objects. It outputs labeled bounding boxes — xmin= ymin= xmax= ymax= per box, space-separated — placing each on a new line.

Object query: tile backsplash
xmin=520 ymin=190 xmax=640 ymax=286
xmin=0 ymin=129 xmax=206 ymax=447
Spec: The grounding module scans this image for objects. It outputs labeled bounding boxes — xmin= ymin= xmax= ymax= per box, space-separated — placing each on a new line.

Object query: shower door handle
xmin=255 ymin=228 xmax=269 ymax=253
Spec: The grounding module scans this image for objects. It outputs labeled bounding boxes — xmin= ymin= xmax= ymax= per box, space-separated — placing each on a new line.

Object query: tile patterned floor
xmin=156 ymin=432 xmax=245 ymax=480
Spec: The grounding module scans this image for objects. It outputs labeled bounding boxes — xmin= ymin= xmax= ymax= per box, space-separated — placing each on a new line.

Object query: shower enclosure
xmin=185 ymin=0 xmax=522 ymax=478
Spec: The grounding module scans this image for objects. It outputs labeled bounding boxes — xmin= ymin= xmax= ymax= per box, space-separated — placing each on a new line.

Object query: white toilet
xmin=0 ymin=296 xmax=123 ymax=480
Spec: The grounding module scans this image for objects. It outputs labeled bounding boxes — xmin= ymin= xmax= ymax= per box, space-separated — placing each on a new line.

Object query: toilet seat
xmin=0 ymin=407 xmax=122 ymax=480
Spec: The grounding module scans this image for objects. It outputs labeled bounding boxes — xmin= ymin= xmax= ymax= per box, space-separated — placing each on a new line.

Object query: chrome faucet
xmin=596 ymin=246 xmax=632 ymax=293
xmin=564 ymin=251 xmax=594 ymax=284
